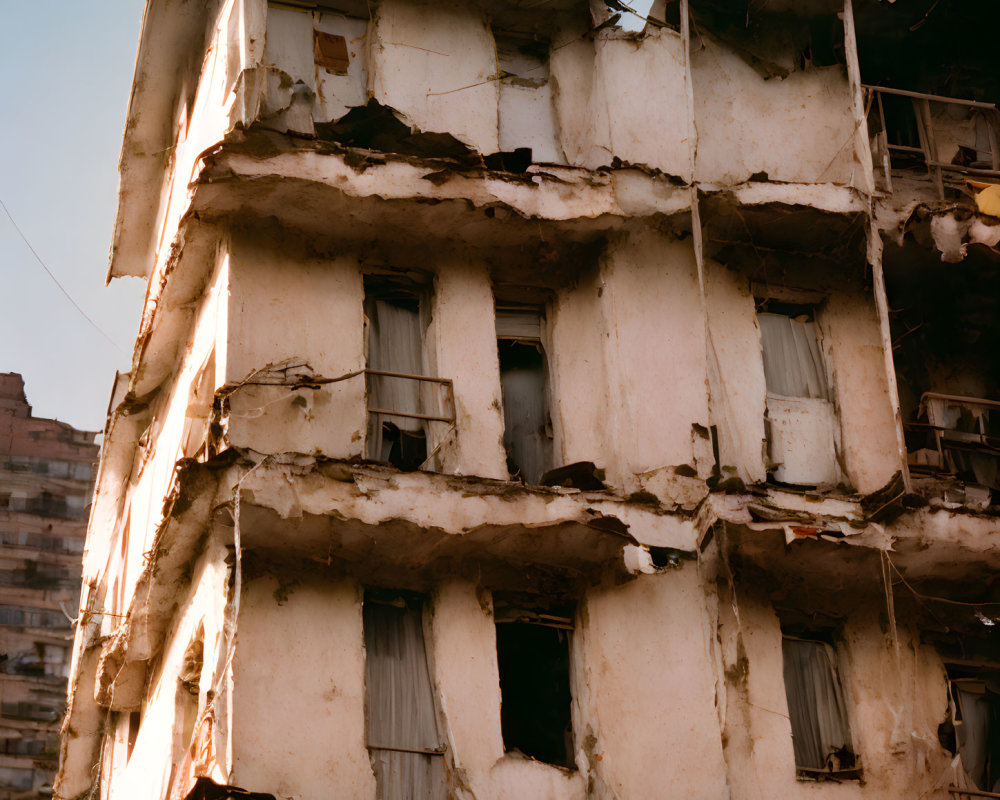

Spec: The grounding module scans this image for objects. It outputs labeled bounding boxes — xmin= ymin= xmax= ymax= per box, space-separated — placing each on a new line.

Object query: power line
xmin=0 ymin=195 xmax=127 ymax=355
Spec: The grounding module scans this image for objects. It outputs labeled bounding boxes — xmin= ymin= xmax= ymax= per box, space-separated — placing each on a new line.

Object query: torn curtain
xmin=782 ymin=638 xmax=852 ymax=770
xmin=364 ymin=597 xmax=446 ymax=800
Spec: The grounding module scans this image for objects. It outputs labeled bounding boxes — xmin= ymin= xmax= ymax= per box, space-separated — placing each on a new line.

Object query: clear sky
xmin=0 ymin=2 xmax=147 ymax=432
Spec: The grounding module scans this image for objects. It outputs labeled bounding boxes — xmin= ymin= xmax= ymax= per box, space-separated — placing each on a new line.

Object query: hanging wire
xmin=0 ymin=195 xmax=127 ymax=354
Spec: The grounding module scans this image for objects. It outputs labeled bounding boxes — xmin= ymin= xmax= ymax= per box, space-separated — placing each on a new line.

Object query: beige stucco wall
xmin=224 ymin=229 xmax=367 ymax=460
xmin=370 ymin=0 xmax=499 ymax=153
xmin=548 ymin=266 xmax=612 ymax=471
xmin=693 ymin=38 xmax=857 ymax=186
xmin=705 ymin=259 xmax=768 ymax=484
xmin=597 ymin=230 xmax=709 ymax=489
xmin=426 ymin=260 xmax=507 ymax=480
xmin=230 ymin=575 xmax=376 ymax=799
xmin=552 ymin=27 xmax=691 ymax=178
xmin=576 ymin=566 xmax=730 ymax=799
xmin=820 ymin=291 xmax=901 ymax=493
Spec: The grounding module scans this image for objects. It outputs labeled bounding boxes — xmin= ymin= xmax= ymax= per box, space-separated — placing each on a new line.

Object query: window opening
xmin=757 ymin=298 xmax=838 ymax=486
xmin=364 ymin=278 xmax=431 ymax=471
xmin=363 ymin=590 xmax=446 ymax=800
xmin=757 ymin=301 xmax=829 ymax=401
xmin=492 ymin=29 xmax=564 ymax=165
xmin=493 ymin=595 xmax=575 ymax=769
xmin=945 ymin=665 xmax=1000 ymax=791
xmin=496 ymin=307 xmax=552 ymax=484
xmin=781 ymin=633 xmax=858 ymax=778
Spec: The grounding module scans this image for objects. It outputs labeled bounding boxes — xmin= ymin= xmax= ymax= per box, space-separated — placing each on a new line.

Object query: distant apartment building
xmin=56 ymin=2 xmax=1000 ymax=800
xmin=0 ymin=375 xmax=96 ymax=798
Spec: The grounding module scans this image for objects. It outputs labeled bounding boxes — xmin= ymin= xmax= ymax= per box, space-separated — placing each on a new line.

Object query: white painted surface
xmin=370 ymin=0 xmax=498 ymax=152
xmin=230 ymin=576 xmax=377 ymax=799
xmin=693 ymin=37 xmax=858 ymax=186
xmin=767 ymin=394 xmax=840 ymax=486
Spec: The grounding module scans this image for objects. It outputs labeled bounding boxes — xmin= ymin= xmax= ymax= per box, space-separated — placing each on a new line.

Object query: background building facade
xmin=56 ymin=1 xmax=999 ymax=799
xmin=0 ymin=374 xmax=95 ymax=798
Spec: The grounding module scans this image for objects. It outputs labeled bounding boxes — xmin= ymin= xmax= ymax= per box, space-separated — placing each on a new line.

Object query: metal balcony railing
xmin=231 ymin=363 xmax=457 ymax=469
xmin=904 ymin=393 xmax=1000 ymax=488
xmin=864 ymin=85 xmax=1000 ymax=197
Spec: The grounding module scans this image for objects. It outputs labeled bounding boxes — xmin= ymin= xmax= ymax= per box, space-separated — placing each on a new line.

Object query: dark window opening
xmin=494 ymin=597 xmax=574 ymax=769
xmin=364 ymin=277 xmax=432 ymax=471
xmin=781 ymin=632 xmax=858 ymax=779
xmin=363 ymin=590 xmax=445 ymax=800
xmin=946 ymin=664 xmax=1000 ymax=791
xmin=497 ymin=307 xmax=552 ymax=485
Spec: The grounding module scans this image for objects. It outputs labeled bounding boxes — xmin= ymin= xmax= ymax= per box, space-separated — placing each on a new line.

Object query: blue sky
xmin=0 ymin=2 xmax=147 ymax=431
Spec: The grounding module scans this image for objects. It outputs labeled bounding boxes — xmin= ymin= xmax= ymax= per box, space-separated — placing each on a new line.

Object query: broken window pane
xmin=363 ymin=592 xmax=446 ymax=800
xmin=494 ymin=598 xmax=574 ymax=769
xmin=758 ymin=309 xmax=830 ymax=400
xmin=781 ymin=637 xmax=855 ymax=774
xmin=364 ymin=278 xmax=429 ymax=470
xmin=496 ymin=307 xmax=552 ymax=484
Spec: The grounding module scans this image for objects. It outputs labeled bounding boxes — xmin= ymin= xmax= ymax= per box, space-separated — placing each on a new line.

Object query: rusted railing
xmin=364 ymin=369 xmax=456 ymax=425
xmin=905 ymin=393 xmax=1000 ymax=485
xmin=864 ymin=85 xmax=1000 ymax=198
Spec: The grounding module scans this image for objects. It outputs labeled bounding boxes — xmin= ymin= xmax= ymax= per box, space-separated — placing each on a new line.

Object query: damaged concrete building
xmin=56 ymin=0 xmax=1000 ymax=798
xmin=0 ymin=374 xmax=97 ymax=798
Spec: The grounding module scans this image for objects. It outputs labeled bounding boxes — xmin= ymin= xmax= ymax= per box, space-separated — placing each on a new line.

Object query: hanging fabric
xmin=365 ymin=298 xmax=428 ymax=465
xmin=759 ymin=313 xmax=830 ymax=400
xmin=364 ymin=597 xmax=446 ymax=800
xmin=500 ymin=364 xmax=549 ymax=485
xmin=367 ymin=300 xmax=424 ymax=431
xmin=955 ymin=684 xmax=992 ymax=790
xmin=781 ymin=638 xmax=852 ymax=770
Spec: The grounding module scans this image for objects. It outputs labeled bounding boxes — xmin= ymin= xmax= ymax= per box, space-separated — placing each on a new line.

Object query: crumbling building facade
xmin=0 ymin=374 xmax=96 ymax=798
xmin=57 ymin=1 xmax=1000 ymax=799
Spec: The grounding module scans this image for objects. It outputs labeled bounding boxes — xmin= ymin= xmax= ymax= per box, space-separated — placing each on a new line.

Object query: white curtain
xmin=956 ymin=685 xmax=991 ymax=790
xmin=759 ymin=313 xmax=830 ymax=400
xmin=367 ymin=300 xmax=424 ymax=432
xmin=364 ymin=599 xmax=445 ymax=800
xmin=501 ymin=365 xmax=549 ymax=485
xmin=782 ymin=638 xmax=852 ymax=770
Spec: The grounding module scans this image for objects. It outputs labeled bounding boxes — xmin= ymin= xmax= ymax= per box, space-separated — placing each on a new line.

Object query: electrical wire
xmin=0 ymin=195 xmax=127 ymax=354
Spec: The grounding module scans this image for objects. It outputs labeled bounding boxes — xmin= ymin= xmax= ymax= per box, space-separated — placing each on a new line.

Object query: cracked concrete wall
xmin=575 ymin=567 xmax=730 ymax=800
xmin=705 ymin=259 xmax=768 ymax=485
xmin=224 ymin=228 xmax=367 ymax=459
xmin=551 ymin=26 xmax=691 ymax=177
xmin=692 ymin=37 xmax=858 ymax=186
xmin=102 ymin=538 xmax=230 ymax=800
xmin=425 ymin=259 xmax=507 ymax=480
xmin=820 ymin=290 xmax=900 ymax=494
xmin=596 ymin=230 xmax=709 ymax=490
xmin=86 ymin=249 xmax=229 ymax=630
xmin=370 ymin=0 xmax=499 ymax=152
xmin=548 ymin=266 xmax=612 ymax=473
xmin=427 ymin=580 xmax=585 ymax=800
xmin=230 ymin=575 xmax=376 ymax=800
